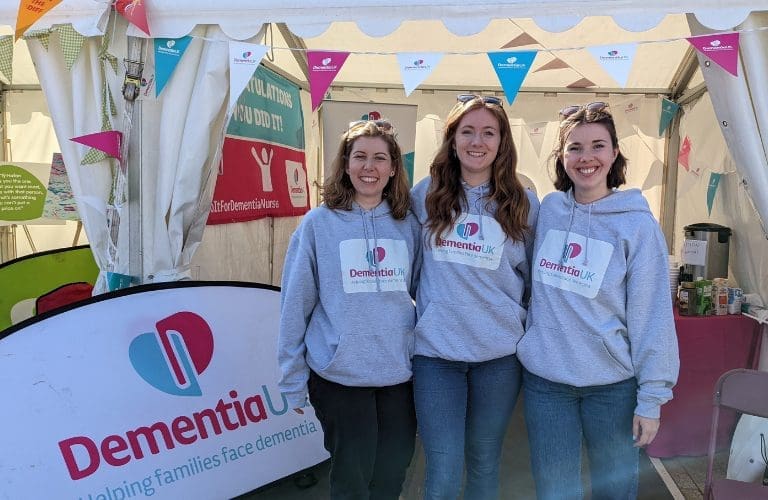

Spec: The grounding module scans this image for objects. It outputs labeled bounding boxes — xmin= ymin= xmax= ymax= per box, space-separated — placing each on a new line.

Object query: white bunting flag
xmin=396 ymin=52 xmax=443 ymax=96
xmin=228 ymin=42 xmax=269 ymax=112
xmin=588 ymin=43 xmax=638 ymax=88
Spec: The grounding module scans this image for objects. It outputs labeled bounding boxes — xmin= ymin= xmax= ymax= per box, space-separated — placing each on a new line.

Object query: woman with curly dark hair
xmin=410 ymin=95 xmax=539 ymax=498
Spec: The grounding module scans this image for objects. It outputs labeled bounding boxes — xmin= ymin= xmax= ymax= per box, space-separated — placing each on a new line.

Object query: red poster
xmin=208 ymin=138 xmax=309 ymax=224
xmin=208 ymin=66 xmax=309 ymax=224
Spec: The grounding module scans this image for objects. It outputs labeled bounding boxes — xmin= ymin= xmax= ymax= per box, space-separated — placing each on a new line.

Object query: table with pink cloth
xmin=646 ymin=310 xmax=762 ymax=458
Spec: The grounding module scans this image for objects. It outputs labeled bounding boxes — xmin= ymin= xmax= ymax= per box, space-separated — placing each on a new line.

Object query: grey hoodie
xmin=411 ymin=177 xmax=539 ymax=362
xmin=517 ymin=189 xmax=679 ymax=418
xmin=277 ymin=201 xmax=421 ymax=409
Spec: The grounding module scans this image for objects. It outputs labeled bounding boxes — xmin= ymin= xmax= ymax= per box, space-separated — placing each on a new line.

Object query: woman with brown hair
xmin=517 ymin=102 xmax=678 ymax=499
xmin=410 ymin=95 xmax=539 ymax=498
xmin=279 ymin=120 xmax=421 ymax=499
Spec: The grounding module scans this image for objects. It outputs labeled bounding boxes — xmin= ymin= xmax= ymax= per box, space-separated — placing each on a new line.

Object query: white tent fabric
xmin=26 ymin=18 xmax=231 ymax=292
xmin=26 ymin=30 xmax=127 ymax=292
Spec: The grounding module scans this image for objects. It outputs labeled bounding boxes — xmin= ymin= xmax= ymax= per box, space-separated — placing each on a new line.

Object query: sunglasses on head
xmin=348 ymin=119 xmax=394 ymax=132
xmin=559 ymin=101 xmax=609 ymax=118
xmin=457 ymin=94 xmax=504 ymax=107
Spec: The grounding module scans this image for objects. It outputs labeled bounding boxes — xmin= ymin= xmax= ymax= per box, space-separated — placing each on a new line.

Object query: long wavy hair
xmin=553 ymin=107 xmax=627 ymax=192
xmin=425 ymin=97 xmax=530 ymax=242
xmin=322 ymin=120 xmax=411 ymax=220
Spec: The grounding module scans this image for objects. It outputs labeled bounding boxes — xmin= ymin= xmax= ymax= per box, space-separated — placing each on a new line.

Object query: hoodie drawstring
xmin=361 ymin=207 xmax=382 ymax=292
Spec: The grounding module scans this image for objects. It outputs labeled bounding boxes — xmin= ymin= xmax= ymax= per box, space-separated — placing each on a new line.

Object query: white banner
xmin=0 ymin=283 xmax=328 ymax=499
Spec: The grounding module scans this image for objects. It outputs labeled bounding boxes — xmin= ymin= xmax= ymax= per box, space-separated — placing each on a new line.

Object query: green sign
xmin=0 ymin=246 xmax=99 ymax=332
xmin=0 ymin=164 xmax=46 ymax=221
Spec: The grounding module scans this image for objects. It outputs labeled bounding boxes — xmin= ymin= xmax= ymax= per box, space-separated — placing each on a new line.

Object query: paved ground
xmin=238 ymin=401 xmax=678 ymax=499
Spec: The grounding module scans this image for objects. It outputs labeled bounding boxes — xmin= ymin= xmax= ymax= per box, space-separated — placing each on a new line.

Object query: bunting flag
xmin=0 ymin=36 xmax=12 ymax=84
xmin=106 ymin=272 xmax=135 ymax=291
xmin=706 ymin=172 xmax=722 ymax=215
xmin=487 ymin=51 xmax=537 ymax=105
xmin=154 ymin=36 xmax=192 ymax=97
xmin=659 ymin=98 xmax=680 ymax=136
xmin=15 ymin=0 xmax=61 ymax=40
xmin=71 ymin=131 xmax=123 ymax=161
xmin=678 ymin=135 xmax=692 ymax=171
xmin=24 ymin=29 xmax=51 ymax=50
xmin=396 ymin=52 xmax=443 ymax=97
xmin=525 ymin=122 xmax=548 ymax=158
xmin=308 ymin=50 xmax=350 ymax=111
xmin=228 ymin=41 xmax=269 ymax=112
xmin=587 ymin=43 xmax=638 ymax=88
xmin=687 ymin=33 xmax=740 ymax=76
xmin=57 ymin=24 xmax=86 ymax=70
xmin=115 ymin=0 xmax=151 ymax=36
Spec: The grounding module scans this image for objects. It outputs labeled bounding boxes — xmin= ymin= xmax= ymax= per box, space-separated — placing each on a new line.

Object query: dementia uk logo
xmin=561 ymin=242 xmax=582 ymax=263
xmin=496 ymin=56 xmax=528 ymax=69
xmin=456 ymin=222 xmax=479 ymax=240
xmin=129 ymin=311 xmax=213 ymax=396
xmin=313 ymin=57 xmax=339 ymax=72
xmin=157 ymin=39 xmax=180 ymax=56
xmin=404 ymin=59 xmax=431 ymax=71
xmin=233 ymin=51 xmax=257 ymax=64
xmin=366 ymin=247 xmax=386 ymax=267
xmin=58 ymin=311 xmax=300 ymax=482
xmin=600 ymin=49 xmax=629 ymax=61
xmin=702 ymin=39 xmax=734 ymax=52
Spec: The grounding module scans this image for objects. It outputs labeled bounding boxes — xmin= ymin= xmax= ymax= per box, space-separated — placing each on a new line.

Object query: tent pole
xmin=660 ymin=46 xmax=700 ymax=252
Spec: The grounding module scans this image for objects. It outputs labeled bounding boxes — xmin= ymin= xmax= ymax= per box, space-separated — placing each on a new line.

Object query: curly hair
xmin=552 ymin=106 xmax=627 ymax=192
xmin=425 ymin=97 xmax=530 ymax=242
xmin=322 ymin=120 xmax=411 ymax=220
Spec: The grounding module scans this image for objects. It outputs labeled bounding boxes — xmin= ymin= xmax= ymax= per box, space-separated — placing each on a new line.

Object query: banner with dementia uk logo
xmin=0 ymin=283 xmax=328 ymax=499
xmin=209 ymin=65 xmax=310 ymax=224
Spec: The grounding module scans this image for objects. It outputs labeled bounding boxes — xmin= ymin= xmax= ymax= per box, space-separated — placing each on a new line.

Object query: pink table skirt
xmin=646 ymin=310 xmax=762 ymax=458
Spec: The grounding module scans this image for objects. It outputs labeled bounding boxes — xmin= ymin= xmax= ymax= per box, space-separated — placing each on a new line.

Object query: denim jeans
xmin=522 ymin=370 xmax=639 ymax=500
xmin=413 ymin=354 xmax=522 ymax=499
xmin=308 ymin=371 xmax=416 ymax=500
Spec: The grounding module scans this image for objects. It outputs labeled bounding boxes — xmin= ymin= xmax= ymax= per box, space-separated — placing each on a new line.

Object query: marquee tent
xmin=1 ymin=1 xmax=767 ymax=293
xmin=1 ymin=0 xmax=768 ymax=487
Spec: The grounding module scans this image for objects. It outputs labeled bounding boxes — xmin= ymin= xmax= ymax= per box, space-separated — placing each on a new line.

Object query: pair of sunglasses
xmin=457 ymin=94 xmax=504 ymax=107
xmin=559 ymin=101 xmax=609 ymax=118
xmin=348 ymin=119 xmax=393 ymax=132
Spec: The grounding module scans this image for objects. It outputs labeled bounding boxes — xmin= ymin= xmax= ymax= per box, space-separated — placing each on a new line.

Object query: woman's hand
xmin=632 ymin=415 xmax=660 ymax=447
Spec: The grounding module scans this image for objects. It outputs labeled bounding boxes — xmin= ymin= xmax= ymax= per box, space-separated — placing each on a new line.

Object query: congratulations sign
xmin=0 ymin=283 xmax=327 ymax=499
xmin=210 ymin=65 xmax=309 ymax=224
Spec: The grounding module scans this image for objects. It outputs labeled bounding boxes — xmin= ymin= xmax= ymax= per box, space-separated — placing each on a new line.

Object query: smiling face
xmin=345 ymin=136 xmax=394 ymax=209
xmin=562 ymin=122 xmax=618 ymax=204
xmin=453 ymin=107 xmax=501 ymax=186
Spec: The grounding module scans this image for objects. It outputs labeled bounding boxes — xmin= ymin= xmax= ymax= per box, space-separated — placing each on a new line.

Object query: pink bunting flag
xmin=115 ymin=0 xmax=151 ymax=36
xmin=686 ymin=33 xmax=739 ymax=76
xmin=71 ymin=131 xmax=123 ymax=160
xmin=678 ymin=136 xmax=691 ymax=171
xmin=308 ymin=50 xmax=350 ymax=111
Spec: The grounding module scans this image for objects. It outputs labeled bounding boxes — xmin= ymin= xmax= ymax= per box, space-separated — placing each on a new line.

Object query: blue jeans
xmin=523 ymin=370 xmax=639 ymax=500
xmin=413 ymin=354 xmax=522 ymax=499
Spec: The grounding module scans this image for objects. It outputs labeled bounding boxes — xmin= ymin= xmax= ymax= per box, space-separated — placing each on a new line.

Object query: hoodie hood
xmin=559 ymin=188 xmax=652 ymax=265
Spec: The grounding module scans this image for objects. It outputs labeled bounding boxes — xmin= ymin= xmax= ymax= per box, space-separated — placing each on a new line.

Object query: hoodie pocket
xmin=519 ymin=323 xmax=633 ymax=383
xmin=321 ymin=324 xmax=413 ymax=385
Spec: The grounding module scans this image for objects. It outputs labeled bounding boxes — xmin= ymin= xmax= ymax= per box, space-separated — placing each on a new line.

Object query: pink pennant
xmin=678 ymin=136 xmax=691 ymax=171
xmin=71 ymin=131 xmax=123 ymax=160
xmin=308 ymin=51 xmax=350 ymax=111
xmin=687 ymin=33 xmax=739 ymax=77
xmin=115 ymin=0 xmax=151 ymax=36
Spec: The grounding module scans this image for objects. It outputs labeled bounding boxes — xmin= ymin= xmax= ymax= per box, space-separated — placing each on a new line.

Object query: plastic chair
xmin=704 ymin=368 xmax=768 ymax=499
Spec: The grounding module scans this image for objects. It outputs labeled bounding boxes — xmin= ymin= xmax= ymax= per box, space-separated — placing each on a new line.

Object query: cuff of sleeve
xmin=634 ymin=400 xmax=661 ymax=419
xmin=285 ymin=392 xmax=308 ymax=410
